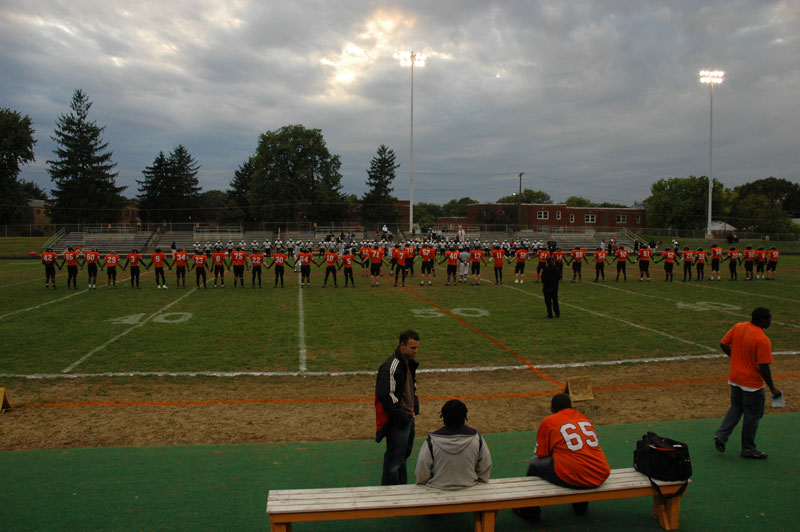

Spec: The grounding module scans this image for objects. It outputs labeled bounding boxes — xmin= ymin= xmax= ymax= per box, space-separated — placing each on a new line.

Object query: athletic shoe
xmin=512 ymin=507 xmax=541 ymax=523
xmin=572 ymin=502 xmax=589 ymax=516
xmin=714 ymin=437 xmax=725 ymax=453
xmin=514 ymin=280 xmax=518 ymax=284
xmin=741 ymin=449 xmax=767 ymax=459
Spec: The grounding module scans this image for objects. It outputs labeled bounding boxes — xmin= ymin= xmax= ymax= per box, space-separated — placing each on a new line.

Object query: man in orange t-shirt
xmin=515 ymin=393 xmax=610 ymax=522
xmin=714 ymin=308 xmax=781 ymax=459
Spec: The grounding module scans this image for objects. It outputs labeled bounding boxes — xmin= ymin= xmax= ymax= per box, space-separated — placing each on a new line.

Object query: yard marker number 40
xmin=107 ymin=312 xmax=193 ymax=324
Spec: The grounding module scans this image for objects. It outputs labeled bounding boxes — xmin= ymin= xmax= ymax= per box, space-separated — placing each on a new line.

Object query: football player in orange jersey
xmin=723 ymin=247 xmax=741 ymax=280
xmin=147 ymin=248 xmax=169 ymax=289
xmin=512 ymin=245 xmax=530 ymax=284
xmin=249 ymin=249 xmax=266 ymax=288
xmin=322 ymin=249 xmax=340 ymax=288
xmin=654 ymin=247 xmax=677 ymax=282
xmin=695 ymin=247 xmax=707 ymax=281
xmin=122 ymin=248 xmax=143 ymax=289
xmin=709 ymin=243 xmax=724 ymax=280
xmin=566 ymin=246 xmax=587 ymax=283
xmin=369 ymin=243 xmax=386 ymax=287
xmin=439 ymin=245 xmax=461 ymax=286
xmin=190 ymin=249 xmax=210 ymax=288
xmin=171 ymin=247 xmax=189 ymax=288
xmin=41 ymin=247 xmax=59 ymax=289
xmin=267 ymin=247 xmax=291 ymax=288
xmin=755 ymin=246 xmax=767 ymax=280
xmin=101 ymin=250 xmax=121 ymax=289
xmin=82 ymin=247 xmax=101 ymax=289
xmin=742 ymin=245 xmax=757 ymax=281
xmin=60 ymin=246 xmax=81 ymax=289
xmin=592 ymin=247 xmax=608 ymax=282
xmin=211 ymin=246 xmax=228 ymax=288
xmin=680 ymin=246 xmax=695 ymax=282
xmin=766 ymin=247 xmax=779 ymax=280
xmin=339 ymin=248 xmax=357 ymax=287
xmin=229 ymin=246 xmax=248 ymax=287
xmin=418 ymin=242 xmax=436 ymax=286
xmin=611 ymin=245 xmax=631 ymax=282
xmin=490 ymin=245 xmax=506 ymax=285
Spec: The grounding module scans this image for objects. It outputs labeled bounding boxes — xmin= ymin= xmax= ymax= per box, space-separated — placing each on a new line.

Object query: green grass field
xmin=1 ymin=250 xmax=798 ymax=378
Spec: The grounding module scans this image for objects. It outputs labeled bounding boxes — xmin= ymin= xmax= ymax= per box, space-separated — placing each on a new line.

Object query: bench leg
xmin=473 ymin=510 xmax=497 ymax=532
xmin=270 ymin=523 xmax=291 ymax=532
xmin=653 ymin=495 xmax=682 ymax=530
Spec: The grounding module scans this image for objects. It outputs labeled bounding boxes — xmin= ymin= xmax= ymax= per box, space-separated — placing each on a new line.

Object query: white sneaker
xmin=520 ymin=280 xmax=524 ymax=284
xmin=157 ymin=285 xmax=161 ymax=289
xmin=514 ymin=280 xmax=519 ymax=284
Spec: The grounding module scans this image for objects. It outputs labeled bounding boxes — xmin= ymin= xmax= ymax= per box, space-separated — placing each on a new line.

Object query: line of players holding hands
xmin=38 ymin=240 xmax=780 ymax=290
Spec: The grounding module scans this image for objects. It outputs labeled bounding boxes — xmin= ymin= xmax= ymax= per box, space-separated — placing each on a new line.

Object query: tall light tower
xmin=699 ymin=69 xmax=724 ymax=239
xmin=394 ymin=50 xmax=426 ymax=234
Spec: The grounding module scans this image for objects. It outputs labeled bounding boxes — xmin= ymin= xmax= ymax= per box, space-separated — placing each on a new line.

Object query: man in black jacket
xmin=375 ymin=330 xmax=420 ymax=485
xmin=542 ymin=258 xmax=561 ymax=318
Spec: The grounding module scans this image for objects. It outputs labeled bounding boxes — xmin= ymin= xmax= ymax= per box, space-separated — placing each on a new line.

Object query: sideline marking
xmin=694 ymin=282 xmax=800 ymax=304
xmin=15 ymin=371 xmax=800 ymax=408
xmin=3 ymin=351 xmax=799 ymax=380
xmin=297 ymin=273 xmax=307 ymax=372
xmin=506 ymin=285 xmax=717 ymax=352
xmin=62 ymin=287 xmax=198 ymax=373
xmin=592 ymin=282 xmax=800 ymax=330
xmin=403 ymin=287 xmax=564 ymax=388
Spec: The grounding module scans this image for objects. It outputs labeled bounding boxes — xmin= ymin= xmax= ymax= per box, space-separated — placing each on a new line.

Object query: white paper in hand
xmin=771 ymin=392 xmax=785 ymax=408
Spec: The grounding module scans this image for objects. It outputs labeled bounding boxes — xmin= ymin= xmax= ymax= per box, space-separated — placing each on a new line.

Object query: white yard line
xmin=0 ymin=278 xmax=40 ymax=289
xmin=591 ymin=282 xmax=800 ymax=329
xmin=5 ymin=351 xmax=799 ymax=380
xmin=506 ymin=285 xmax=718 ymax=352
xmin=0 ymin=287 xmax=89 ymax=320
xmin=62 ymin=287 xmax=198 ymax=373
xmin=693 ymin=282 xmax=800 ymax=304
xmin=297 ymin=272 xmax=307 ymax=372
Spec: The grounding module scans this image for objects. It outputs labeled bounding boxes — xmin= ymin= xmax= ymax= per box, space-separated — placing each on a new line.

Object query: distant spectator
xmin=415 ymin=399 xmax=492 ymax=490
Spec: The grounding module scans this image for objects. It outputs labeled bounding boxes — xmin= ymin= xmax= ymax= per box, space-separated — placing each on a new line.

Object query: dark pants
xmin=527 ymin=456 xmax=590 ymax=489
xmin=381 ymin=418 xmax=415 ymax=485
xmin=544 ymin=289 xmax=560 ymax=317
xmin=715 ymin=385 xmax=765 ymax=452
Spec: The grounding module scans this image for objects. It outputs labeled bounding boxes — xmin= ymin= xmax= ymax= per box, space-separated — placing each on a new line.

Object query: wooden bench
xmin=266 ymin=467 xmax=690 ymax=531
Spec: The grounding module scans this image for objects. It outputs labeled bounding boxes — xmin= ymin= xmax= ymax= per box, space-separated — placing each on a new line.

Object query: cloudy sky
xmin=2 ymin=0 xmax=798 ymax=206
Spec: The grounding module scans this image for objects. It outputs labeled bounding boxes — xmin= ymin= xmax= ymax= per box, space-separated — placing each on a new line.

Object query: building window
xmin=585 ymin=214 xmax=596 ymax=223
xmin=36 ymin=209 xmax=41 ymax=215
xmin=616 ymin=215 xmax=627 ymax=223
xmin=537 ymin=211 xmax=549 ymax=220
xmin=636 ymin=215 xmax=641 ymax=224
xmin=569 ymin=214 xmax=575 ymax=223
xmin=556 ymin=211 xmax=562 ymax=220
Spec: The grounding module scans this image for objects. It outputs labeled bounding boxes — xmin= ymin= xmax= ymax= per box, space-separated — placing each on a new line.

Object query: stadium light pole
xmin=517 ymin=172 xmax=525 ymax=228
xmin=699 ymin=69 xmax=724 ymax=239
xmin=394 ymin=50 xmax=426 ymax=234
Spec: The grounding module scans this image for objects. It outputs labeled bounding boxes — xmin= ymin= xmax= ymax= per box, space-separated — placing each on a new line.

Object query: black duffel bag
xmin=633 ymin=432 xmax=691 ymax=498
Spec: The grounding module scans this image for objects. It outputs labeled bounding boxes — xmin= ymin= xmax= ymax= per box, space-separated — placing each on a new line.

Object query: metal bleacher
xmin=55 ymin=231 xmax=154 ymax=253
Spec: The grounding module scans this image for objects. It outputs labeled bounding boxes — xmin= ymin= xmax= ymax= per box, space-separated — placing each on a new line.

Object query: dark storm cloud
xmin=2 ymin=0 xmax=798 ymax=206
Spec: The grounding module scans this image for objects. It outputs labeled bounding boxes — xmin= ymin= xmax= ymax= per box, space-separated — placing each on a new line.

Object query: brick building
xmin=466 ymin=203 xmax=646 ymax=231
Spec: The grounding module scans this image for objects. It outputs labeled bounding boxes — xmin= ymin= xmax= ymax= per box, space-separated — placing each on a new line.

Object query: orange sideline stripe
xmin=402 ymin=287 xmax=564 ymax=388
xmin=18 ymin=374 xmax=799 ymax=409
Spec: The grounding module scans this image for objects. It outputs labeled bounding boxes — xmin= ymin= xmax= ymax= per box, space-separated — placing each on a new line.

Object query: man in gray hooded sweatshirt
xmin=415 ymin=399 xmax=493 ymax=490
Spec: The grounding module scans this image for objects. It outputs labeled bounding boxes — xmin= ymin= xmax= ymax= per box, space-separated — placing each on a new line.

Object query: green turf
xmin=1 ymin=413 xmax=797 ymax=531
xmin=0 ymin=236 xmax=50 ymax=257
xmin=1 ymin=257 xmax=798 ymax=376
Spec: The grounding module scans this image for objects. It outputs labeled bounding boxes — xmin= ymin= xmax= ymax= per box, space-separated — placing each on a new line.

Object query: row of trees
xmin=644 ymin=176 xmax=800 ymax=233
xmin=2 ymin=89 xmax=798 ymax=234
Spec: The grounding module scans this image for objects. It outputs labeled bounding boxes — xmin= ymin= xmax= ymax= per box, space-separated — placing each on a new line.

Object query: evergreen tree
xmin=1 ymin=108 xmax=37 ymax=224
xmin=229 ymin=157 xmax=255 ymax=221
xmin=47 ymin=90 xmax=125 ymax=224
xmin=361 ymin=144 xmax=399 ymax=224
xmin=137 ymin=145 xmax=201 ymax=223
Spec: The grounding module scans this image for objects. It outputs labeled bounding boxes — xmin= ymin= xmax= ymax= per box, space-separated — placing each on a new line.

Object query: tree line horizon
xmin=2 ymin=89 xmax=798 ymax=233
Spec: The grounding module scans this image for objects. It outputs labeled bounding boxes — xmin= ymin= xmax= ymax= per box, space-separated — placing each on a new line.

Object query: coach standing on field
xmin=714 ymin=307 xmax=781 ymax=459
xmin=541 ymin=258 xmax=561 ymax=318
xmin=375 ymin=330 xmax=420 ymax=485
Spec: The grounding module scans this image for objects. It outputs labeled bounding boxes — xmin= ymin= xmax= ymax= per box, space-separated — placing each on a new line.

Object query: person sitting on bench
xmin=514 ymin=393 xmax=610 ymax=522
xmin=415 ymin=399 xmax=493 ymax=490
